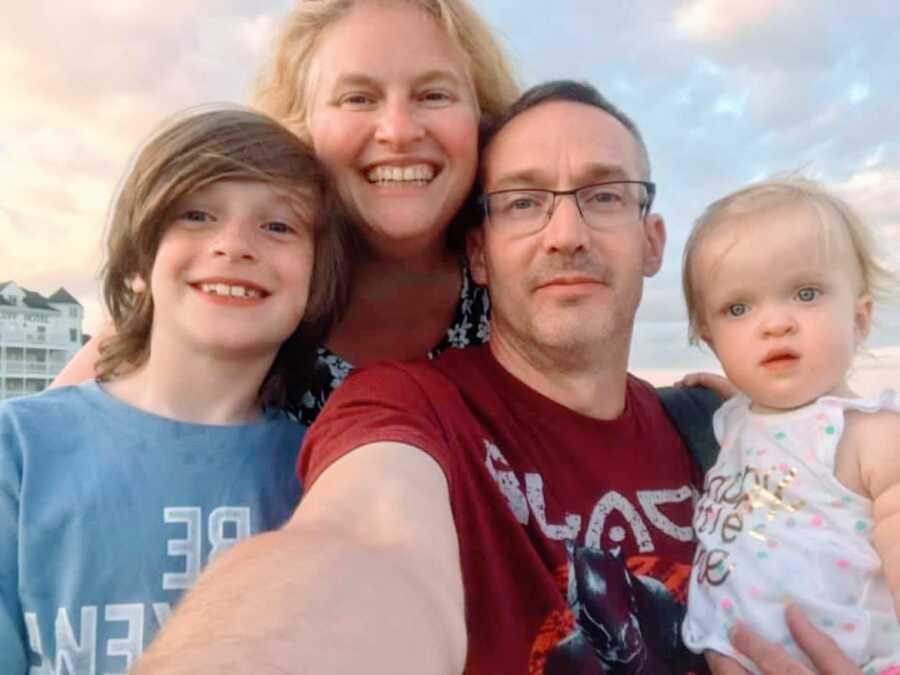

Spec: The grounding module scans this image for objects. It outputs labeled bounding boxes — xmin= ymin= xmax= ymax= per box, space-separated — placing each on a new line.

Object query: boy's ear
xmin=854 ymin=294 xmax=873 ymax=345
xmin=466 ymin=228 xmax=488 ymax=286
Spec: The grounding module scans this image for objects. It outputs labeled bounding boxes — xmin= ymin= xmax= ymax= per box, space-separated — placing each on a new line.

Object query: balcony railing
xmin=0 ymin=328 xmax=76 ymax=348
xmin=0 ymin=360 xmax=65 ymax=376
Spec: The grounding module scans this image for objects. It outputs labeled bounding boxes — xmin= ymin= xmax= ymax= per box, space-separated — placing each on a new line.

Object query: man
xmin=136 ymin=82 xmax=858 ymax=674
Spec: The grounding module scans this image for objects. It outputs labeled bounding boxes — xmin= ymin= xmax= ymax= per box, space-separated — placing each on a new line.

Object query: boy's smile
xmin=192 ymin=280 xmax=268 ymax=301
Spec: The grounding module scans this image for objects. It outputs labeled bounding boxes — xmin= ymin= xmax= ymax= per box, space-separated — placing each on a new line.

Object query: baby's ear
xmin=697 ymin=324 xmax=716 ymax=354
xmin=854 ymin=294 xmax=873 ymax=344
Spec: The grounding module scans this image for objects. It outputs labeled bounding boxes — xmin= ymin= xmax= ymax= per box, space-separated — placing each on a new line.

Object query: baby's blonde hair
xmin=252 ymin=0 xmax=520 ymax=143
xmin=683 ymin=176 xmax=896 ymax=345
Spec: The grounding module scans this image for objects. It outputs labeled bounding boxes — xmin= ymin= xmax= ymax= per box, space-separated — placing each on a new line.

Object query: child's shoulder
xmin=0 ymin=381 xmax=100 ymax=422
xmin=841 ymin=390 xmax=900 ymax=434
xmin=839 ymin=391 xmax=900 ymax=498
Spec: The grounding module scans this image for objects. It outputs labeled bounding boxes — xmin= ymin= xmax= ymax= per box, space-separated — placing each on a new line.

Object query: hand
xmin=726 ymin=604 xmax=861 ymax=674
xmin=706 ymin=651 xmax=752 ymax=674
xmin=674 ymin=372 xmax=737 ymax=400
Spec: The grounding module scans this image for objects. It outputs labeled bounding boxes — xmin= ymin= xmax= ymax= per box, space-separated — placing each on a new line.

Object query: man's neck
xmin=488 ymin=331 xmax=631 ymax=420
xmin=103 ymin=334 xmax=272 ymax=425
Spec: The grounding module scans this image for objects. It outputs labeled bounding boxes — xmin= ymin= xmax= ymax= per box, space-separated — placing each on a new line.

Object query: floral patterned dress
xmin=294 ymin=264 xmax=491 ymax=425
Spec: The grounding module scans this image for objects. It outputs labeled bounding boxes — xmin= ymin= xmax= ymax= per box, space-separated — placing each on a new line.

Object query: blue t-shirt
xmin=0 ymin=381 xmax=304 ymax=674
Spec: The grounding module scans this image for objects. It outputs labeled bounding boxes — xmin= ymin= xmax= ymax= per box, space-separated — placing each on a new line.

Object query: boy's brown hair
xmin=99 ymin=106 xmax=352 ymax=407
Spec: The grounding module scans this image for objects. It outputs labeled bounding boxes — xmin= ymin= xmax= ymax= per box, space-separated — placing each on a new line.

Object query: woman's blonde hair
xmin=99 ymin=106 xmax=352 ymax=407
xmin=252 ymin=0 xmax=520 ymax=143
xmin=683 ymin=176 xmax=897 ymax=344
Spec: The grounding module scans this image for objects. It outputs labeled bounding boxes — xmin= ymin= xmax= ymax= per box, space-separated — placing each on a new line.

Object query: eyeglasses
xmin=480 ymin=180 xmax=656 ymax=235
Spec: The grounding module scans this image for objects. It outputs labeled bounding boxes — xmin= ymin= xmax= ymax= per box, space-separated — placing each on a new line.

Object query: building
xmin=0 ymin=281 xmax=84 ymax=400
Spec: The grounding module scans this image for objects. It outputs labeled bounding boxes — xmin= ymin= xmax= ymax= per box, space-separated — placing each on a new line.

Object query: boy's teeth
xmin=199 ymin=283 xmax=262 ymax=299
xmin=366 ymin=164 xmax=434 ymax=183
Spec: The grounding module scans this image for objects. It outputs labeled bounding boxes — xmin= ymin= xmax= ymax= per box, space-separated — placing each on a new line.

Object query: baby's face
xmin=693 ymin=201 xmax=872 ymax=413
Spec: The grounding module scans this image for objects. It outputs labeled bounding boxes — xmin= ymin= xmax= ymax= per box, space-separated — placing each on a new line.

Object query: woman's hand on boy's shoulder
xmin=674 ymin=371 xmax=738 ymax=401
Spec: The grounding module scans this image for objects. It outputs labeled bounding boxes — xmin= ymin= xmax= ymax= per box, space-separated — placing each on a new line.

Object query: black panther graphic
xmin=543 ymin=541 xmax=705 ymax=674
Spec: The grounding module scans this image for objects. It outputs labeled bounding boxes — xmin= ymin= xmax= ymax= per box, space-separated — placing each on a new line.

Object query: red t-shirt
xmin=301 ymin=345 xmax=705 ymax=674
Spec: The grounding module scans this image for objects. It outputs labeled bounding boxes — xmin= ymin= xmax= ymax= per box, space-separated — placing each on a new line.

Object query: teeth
xmin=366 ymin=164 xmax=434 ymax=184
xmin=199 ymin=283 xmax=262 ymax=299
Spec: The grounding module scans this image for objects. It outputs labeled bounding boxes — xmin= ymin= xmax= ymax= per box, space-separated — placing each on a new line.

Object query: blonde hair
xmin=99 ymin=106 xmax=352 ymax=407
xmin=683 ymin=176 xmax=897 ymax=344
xmin=252 ymin=0 xmax=520 ymax=143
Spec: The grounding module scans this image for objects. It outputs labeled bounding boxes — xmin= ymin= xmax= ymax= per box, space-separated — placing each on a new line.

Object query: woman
xmin=55 ymin=0 xmax=520 ymax=424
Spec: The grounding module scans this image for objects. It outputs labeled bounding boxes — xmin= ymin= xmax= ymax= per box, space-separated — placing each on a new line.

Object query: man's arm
xmin=134 ymin=441 xmax=467 ymax=675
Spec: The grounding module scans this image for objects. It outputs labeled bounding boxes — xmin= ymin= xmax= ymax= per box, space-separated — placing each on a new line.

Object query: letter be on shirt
xmin=163 ymin=507 xmax=250 ymax=590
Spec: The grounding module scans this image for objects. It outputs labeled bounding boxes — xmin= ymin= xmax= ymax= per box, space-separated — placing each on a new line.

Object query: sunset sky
xmin=2 ymin=1 xmax=898 ymax=391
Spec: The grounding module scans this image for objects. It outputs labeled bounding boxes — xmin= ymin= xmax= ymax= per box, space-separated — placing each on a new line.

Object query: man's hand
xmin=674 ymin=372 xmax=737 ymax=400
xmin=709 ymin=605 xmax=860 ymax=675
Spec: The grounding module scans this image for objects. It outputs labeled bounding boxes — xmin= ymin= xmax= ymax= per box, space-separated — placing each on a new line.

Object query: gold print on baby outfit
xmin=692 ymin=463 xmax=806 ymax=587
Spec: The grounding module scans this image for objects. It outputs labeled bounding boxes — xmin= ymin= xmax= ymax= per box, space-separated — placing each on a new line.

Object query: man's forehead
xmin=482 ymin=100 xmax=642 ymax=189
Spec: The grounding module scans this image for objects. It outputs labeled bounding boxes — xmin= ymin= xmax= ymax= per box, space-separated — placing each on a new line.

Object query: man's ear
xmin=466 ymin=227 xmax=488 ymax=286
xmin=854 ymin=293 xmax=873 ymax=345
xmin=642 ymin=213 xmax=666 ymax=277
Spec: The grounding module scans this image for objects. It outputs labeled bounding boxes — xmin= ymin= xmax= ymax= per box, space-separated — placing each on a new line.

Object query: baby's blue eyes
xmin=722 ymin=288 xmax=821 ymax=317
xmin=796 ymin=287 xmax=819 ymax=302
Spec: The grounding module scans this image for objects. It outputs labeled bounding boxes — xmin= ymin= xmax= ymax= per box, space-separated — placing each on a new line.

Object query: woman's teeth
xmin=198 ymin=283 xmax=262 ymax=299
xmin=366 ymin=164 xmax=434 ymax=184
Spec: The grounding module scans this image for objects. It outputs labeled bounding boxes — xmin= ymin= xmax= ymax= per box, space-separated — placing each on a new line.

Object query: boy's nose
xmin=212 ymin=222 xmax=256 ymax=261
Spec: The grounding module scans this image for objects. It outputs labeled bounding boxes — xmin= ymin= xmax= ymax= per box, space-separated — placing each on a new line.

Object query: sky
xmin=2 ymin=1 xmax=899 ymax=392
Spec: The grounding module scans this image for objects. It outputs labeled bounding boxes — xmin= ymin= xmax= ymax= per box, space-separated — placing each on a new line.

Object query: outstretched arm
xmin=134 ymin=441 xmax=466 ymax=675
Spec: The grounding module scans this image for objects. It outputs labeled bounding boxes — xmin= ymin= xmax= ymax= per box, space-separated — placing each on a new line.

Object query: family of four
xmin=2 ymin=0 xmax=898 ymax=673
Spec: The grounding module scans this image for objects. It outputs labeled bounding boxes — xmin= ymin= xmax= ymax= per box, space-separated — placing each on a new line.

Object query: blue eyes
xmin=723 ymin=287 xmax=821 ymax=318
xmin=182 ymin=210 xmax=211 ymax=222
xmin=261 ymin=222 xmax=294 ymax=234
xmin=796 ymin=287 xmax=819 ymax=302
xmin=176 ymin=211 xmax=295 ymax=235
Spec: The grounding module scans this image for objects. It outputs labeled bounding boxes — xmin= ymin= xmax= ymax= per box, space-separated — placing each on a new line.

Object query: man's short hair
xmin=480 ymin=80 xmax=652 ymax=180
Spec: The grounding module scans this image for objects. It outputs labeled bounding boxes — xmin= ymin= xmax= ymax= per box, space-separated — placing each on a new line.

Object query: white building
xmin=0 ymin=281 xmax=84 ymax=400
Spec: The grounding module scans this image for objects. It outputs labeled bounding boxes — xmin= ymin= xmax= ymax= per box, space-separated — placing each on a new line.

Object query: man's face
xmin=468 ymin=100 xmax=665 ymax=365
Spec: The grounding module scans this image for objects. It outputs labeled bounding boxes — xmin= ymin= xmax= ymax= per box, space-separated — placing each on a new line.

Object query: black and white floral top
xmin=293 ymin=264 xmax=491 ymax=425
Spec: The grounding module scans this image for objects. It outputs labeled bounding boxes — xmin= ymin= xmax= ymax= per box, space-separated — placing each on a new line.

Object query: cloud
xmin=2 ymin=1 xmax=294 ymax=333
xmin=4 ymin=0 xmax=899 ymax=370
